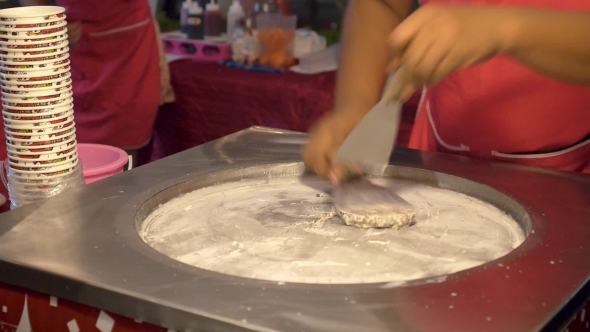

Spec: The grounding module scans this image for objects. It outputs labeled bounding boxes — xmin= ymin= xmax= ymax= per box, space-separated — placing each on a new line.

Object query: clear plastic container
xmin=2 ymin=157 xmax=85 ymax=209
xmin=256 ymin=12 xmax=296 ymax=68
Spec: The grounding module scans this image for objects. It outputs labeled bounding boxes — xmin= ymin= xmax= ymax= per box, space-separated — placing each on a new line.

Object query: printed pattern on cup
xmin=0 ymin=25 xmax=67 ymax=37
xmin=0 ymin=65 xmax=71 ymax=80
xmin=5 ymin=120 xmax=74 ymax=133
xmin=1 ymin=79 xmax=71 ymax=92
xmin=0 ymin=62 xmax=70 ymax=76
xmin=0 ymin=17 xmax=66 ymax=29
xmin=0 ymin=38 xmax=67 ymax=49
xmin=0 ymin=56 xmax=69 ymax=69
xmin=0 ymin=13 xmax=66 ymax=23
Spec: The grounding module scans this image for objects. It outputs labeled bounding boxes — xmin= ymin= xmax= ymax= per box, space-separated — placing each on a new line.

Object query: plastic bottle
xmin=226 ymin=0 xmax=245 ymax=39
xmin=180 ymin=0 xmax=193 ymax=33
xmin=187 ymin=2 xmax=205 ymax=40
xmin=204 ymin=0 xmax=222 ymax=37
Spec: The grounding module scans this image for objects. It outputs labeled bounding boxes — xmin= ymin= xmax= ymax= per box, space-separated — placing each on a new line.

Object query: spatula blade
xmin=334 ymin=68 xmax=405 ymax=177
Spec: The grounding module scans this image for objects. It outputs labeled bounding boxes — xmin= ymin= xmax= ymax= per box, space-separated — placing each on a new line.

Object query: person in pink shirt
xmin=303 ymin=1 xmax=589 ymax=330
xmin=19 ymin=0 xmax=175 ymax=159
xmin=304 ymin=0 xmax=590 ymax=181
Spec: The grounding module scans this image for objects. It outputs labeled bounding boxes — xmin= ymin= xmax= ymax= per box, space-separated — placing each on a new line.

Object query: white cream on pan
xmin=140 ymin=177 xmax=525 ymax=284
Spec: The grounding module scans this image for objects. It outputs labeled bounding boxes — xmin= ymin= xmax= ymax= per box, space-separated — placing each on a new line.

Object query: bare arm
xmin=19 ymin=0 xmax=48 ymax=5
xmin=302 ymin=0 xmax=414 ymax=181
xmin=334 ymin=0 xmax=413 ymax=121
xmin=502 ymin=9 xmax=590 ymax=85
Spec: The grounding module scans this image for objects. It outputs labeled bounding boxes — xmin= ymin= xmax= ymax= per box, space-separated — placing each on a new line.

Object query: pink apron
xmin=408 ymin=0 xmax=590 ymax=174
xmin=407 ymin=2 xmax=590 ymax=332
xmin=56 ymin=0 xmax=161 ymax=150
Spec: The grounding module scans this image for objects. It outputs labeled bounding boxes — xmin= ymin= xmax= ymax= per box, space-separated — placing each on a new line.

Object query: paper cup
xmin=0 ymin=54 xmax=69 ymax=69
xmin=2 ymin=85 xmax=71 ymax=97
xmin=9 ymin=156 xmax=77 ymax=173
xmin=5 ymin=119 xmax=74 ymax=133
xmin=9 ymin=154 xmax=76 ymax=169
xmin=0 ymin=42 xmax=68 ymax=55
xmin=3 ymin=109 xmax=72 ymax=124
xmin=0 ymin=40 xmax=68 ymax=55
xmin=9 ymin=149 xmax=75 ymax=166
xmin=9 ymin=148 xmax=75 ymax=163
xmin=4 ymin=111 xmax=72 ymax=126
xmin=0 ymin=7 xmax=65 ymax=21
xmin=2 ymin=89 xmax=71 ymax=102
xmin=2 ymin=95 xmax=72 ymax=108
xmin=0 ymin=19 xmax=66 ymax=32
xmin=3 ymin=113 xmax=69 ymax=123
xmin=5 ymin=125 xmax=74 ymax=141
xmin=3 ymin=109 xmax=72 ymax=123
xmin=5 ymin=123 xmax=73 ymax=138
xmin=10 ymin=164 xmax=78 ymax=179
xmin=0 ymin=35 xmax=67 ymax=49
xmin=0 ymin=61 xmax=69 ymax=76
xmin=0 ymin=15 xmax=66 ymax=28
xmin=0 ymin=46 xmax=68 ymax=62
xmin=7 ymin=144 xmax=75 ymax=158
xmin=6 ymin=135 xmax=75 ymax=152
xmin=3 ymin=101 xmax=72 ymax=113
xmin=0 ymin=30 xmax=67 ymax=44
xmin=0 ymin=52 xmax=66 ymax=63
xmin=0 ymin=16 xmax=66 ymax=29
xmin=10 ymin=161 xmax=77 ymax=175
xmin=3 ymin=103 xmax=72 ymax=115
xmin=0 ymin=73 xmax=72 ymax=91
xmin=5 ymin=120 xmax=74 ymax=134
xmin=0 ymin=23 xmax=66 ymax=40
xmin=6 ymin=133 xmax=74 ymax=149
xmin=2 ymin=84 xmax=72 ymax=99
xmin=0 ymin=58 xmax=69 ymax=72
xmin=0 ymin=24 xmax=66 ymax=39
xmin=4 ymin=116 xmax=74 ymax=131
xmin=0 ymin=65 xmax=72 ymax=84
xmin=0 ymin=45 xmax=68 ymax=59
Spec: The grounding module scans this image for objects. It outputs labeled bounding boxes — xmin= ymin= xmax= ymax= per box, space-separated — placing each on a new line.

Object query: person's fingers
xmin=426 ymin=51 xmax=458 ymax=87
xmin=389 ymin=5 xmax=436 ymax=57
xmin=409 ymin=39 xmax=454 ymax=87
xmin=315 ymin=152 xmax=333 ymax=180
xmin=418 ymin=44 xmax=454 ymax=86
xmin=403 ymin=31 xmax=438 ymax=84
xmin=302 ymin=133 xmax=333 ymax=180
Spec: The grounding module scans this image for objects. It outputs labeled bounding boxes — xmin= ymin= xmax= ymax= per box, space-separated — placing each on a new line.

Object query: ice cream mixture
xmin=140 ymin=176 xmax=525 ymax=284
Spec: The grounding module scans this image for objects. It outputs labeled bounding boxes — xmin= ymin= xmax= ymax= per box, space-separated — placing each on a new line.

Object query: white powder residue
xmin=139 ymin=177 xmax=525 ymax=284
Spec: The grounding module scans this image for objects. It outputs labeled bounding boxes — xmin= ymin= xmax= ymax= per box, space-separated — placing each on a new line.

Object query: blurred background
xmin=0 ymin=0 xmax=347 ymax=33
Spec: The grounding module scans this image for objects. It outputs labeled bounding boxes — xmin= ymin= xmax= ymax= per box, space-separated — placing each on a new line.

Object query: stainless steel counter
xmin=0 ymin=126 xmax=588 ymax=332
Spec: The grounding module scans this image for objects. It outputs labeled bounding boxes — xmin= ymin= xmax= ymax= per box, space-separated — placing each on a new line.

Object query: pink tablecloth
xmin=145 ymin=60 xmax=419 ymax=162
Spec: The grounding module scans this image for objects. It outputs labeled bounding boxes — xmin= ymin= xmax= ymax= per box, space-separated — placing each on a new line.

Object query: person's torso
xmin=55 ymin=0 xmax=152 ymax=35
xmin=415 ymin=0 xmax=590 ymax=160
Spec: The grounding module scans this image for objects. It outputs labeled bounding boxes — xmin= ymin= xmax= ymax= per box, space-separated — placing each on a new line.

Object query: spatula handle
xmin=381 ymin=66 xmax=406 ymax=105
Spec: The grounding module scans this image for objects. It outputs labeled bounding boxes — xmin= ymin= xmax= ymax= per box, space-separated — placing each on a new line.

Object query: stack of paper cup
xmin=0 ymin=6 xmax=84 ymax=209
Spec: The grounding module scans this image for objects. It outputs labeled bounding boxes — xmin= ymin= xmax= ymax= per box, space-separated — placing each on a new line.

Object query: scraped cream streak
xmin=140 ymin=177 xmax=525 ymax=284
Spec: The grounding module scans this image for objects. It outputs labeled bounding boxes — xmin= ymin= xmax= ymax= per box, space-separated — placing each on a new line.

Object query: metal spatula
xmin=335 ymin=66 xmax=406 ymax=178
xmin=331 ymin=67 xmax=416 ymax=228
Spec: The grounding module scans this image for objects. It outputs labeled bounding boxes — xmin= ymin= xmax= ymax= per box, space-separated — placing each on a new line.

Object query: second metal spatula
xmin=335 ymin=67 xmax=406 ymax=177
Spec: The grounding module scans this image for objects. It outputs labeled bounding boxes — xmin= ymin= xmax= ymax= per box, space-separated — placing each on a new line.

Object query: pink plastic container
xmin=161 ymin=31 xmax=232 ymax=62
xmin=77 ymin=143 xmax=129 ymax=184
